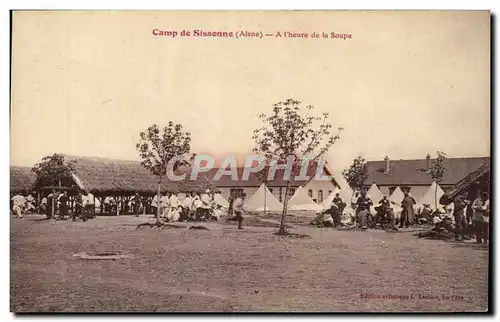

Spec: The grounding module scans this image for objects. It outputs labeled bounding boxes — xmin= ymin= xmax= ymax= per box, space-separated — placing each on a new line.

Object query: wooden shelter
xmin=440 ymin=161 xmax=490 ymax=205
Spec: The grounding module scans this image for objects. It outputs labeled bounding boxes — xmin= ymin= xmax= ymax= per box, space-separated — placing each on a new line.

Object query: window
xmin=308 ymin=189 xmax=313 ymax=198
xmin=318 ymin=190 xmax=323 ymax=203
xmin=289 ymin=188 xmax=296 ymax=196
xmin=268 ymin=188 xmax=273 ymax=193
xmin=230 ymin=188 xmax=243 ymax=200
xmin=328 ymin=190 xmax=332 ymax=195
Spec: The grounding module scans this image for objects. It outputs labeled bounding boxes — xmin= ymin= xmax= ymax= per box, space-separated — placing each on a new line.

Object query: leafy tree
xmin=252 ymin=99 xmax=343 ymax=235
xmin=430 ymin=151 xmax=447 ymax=211
xmin=342 ymin=156 xmax=368 ymax=195
xmin=32 ymin=153 xmax=76 ymax=218
xmin=136 ymin=122 xmax=192 ymax=224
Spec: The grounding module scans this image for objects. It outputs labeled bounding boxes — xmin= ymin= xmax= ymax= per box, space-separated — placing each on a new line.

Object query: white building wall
xmin=302 ymin=179 xmax=338 ymax=203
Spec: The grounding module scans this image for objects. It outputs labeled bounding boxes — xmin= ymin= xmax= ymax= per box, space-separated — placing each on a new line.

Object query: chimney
xmin=426 ymin=154 xmax=431 ymax=171
xmin=384 ymin=156 xmax=390 ymax=173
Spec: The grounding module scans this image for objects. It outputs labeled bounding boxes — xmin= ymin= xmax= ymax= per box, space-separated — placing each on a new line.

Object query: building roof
xmin=65 ymin=155 xmax=214 ymax=195
xmin=10 ymin=166 xmax=36 ymax=194
xmin=364 ymin=157 xmax=490 ymax=186
xmin=204 ymin=163 xmax=339 ymax=188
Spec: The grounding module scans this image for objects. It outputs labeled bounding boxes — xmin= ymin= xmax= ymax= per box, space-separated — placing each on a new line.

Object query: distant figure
xmin=40 ymin=196 xmax=48 ymax=215
xmin=472 ymin=192 xmax=489 ymax=244
xmin=453 ymin=193 xmax=467 ymax=241
xmin=59 ymin=191 xmax=69 ymax=219
xmin=229 ymin=193 xmax=246 ymax=230
xmin=26 ymin=193 xmax=36 ymax=213
xmin=131 ymin=193 xmax=142 ymax=216
xmin=73 ymin=192 xmax=84 ymax=222
xmin=11 ymin=194 xmax=26 ymax=218
xmin=83 ymin=192 xmax=95 ymax=219
xmin=46 ymin=192 xmax=54 ymax=218
xmin=400 ymin=190 xmax=416 ymax=229
xmin=355 ymin=190 xmax=372 ymax=229
xmin=227 ymin=195 xmax=234 ymax=216
xmin=200 ymin=190 xmax=212 ymax=220
xmin=151 ymin=194 xmax=160 ymax=216
xmin=181 ymin=193 xmax=193 ymax=222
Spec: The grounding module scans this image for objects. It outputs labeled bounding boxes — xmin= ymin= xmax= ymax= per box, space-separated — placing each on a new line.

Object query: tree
xmin=342 ymin=156 xmax=368 ymax=195
xmin=136 ymin=122 xmax=192 ymax=225
xmin=252 ymin=99 xmax=343 ymax=235
xmin=32 ymin=153 xmax=76 ymax=218
xmin=429 ymin=151 xmax=446 ymax=211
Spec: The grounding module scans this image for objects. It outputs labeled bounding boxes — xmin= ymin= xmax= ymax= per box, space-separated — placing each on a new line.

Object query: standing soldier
xmin=59 ymin=191 xmax=69 ymax=220
xmin=231 ymin=193 xmax=246 ymax=230
xmin=453 ymin=193 xmax=467 ymax=241
xmin=400 ymin=190 xmax=416 ymax=229
xmin=73 ymin=191 xmax=84 ymax=222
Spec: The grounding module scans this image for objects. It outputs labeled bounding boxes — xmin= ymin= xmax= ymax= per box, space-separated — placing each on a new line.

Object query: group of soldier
xmin=322 ymin=189 xmax=418 ymax=231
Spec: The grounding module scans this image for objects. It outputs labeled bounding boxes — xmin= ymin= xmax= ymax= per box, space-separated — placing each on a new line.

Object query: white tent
xmin=287 ymin=186 xmax=323 ymax=212
xmin=339 ymin=185 xmax=355 ymax=203
xmin=389 ymin=187 xmax=405 ymax=205
xmin=244 ymin=183 xmax=284 ymax=212
xmin=367 ymin=183 xmax=384 ymax=204
xmin=418 ymin=182 xmax=445 ymax=210
xmin=320 ymin=187 xmax=340 ymax=210
xmin=213 ymin=193 xmax=229 ymax=208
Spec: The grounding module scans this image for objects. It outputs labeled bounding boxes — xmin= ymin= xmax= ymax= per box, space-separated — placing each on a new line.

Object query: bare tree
xmin=252 ymin=99 xmax=343 ymax=235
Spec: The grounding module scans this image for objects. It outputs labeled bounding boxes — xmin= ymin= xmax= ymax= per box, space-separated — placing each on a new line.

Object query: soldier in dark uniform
xmin=356 ymin=190 xmax=373 ymax=229
xmin=73 ymin=192 xmax=85 ymax=222
xmin=59 ymin=191 xmax=69 ymax=220
xmin=333 ymin=193 xmax=345 ymax=215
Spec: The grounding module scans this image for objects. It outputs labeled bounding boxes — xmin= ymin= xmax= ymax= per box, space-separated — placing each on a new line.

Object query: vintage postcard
xmin=10 ymin=10 xmax=490 ymax=313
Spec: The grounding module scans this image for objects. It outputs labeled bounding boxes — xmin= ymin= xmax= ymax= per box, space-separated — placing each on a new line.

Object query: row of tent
xmin=82 ymin=181 xmax=445 ymax=215
xmin=238 ymin=181 xmax=447 ymax=215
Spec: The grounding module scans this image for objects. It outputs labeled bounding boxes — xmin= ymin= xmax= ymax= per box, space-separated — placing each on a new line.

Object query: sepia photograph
xmin=9 ymin=10 xmax=491 ymax=313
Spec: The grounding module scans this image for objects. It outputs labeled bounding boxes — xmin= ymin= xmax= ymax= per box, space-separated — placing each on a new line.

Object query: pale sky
xmin=11 ymin=11 xmax=490 ymax=173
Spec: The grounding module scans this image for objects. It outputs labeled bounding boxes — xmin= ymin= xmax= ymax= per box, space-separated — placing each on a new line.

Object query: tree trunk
xmin=37 ymin=191 xmax=41 ymax=214
xmin=278 ymin=181 xmax=292 ymax=235
xmin=156 ymin=180 xmax=161 ymax=225
xmin=435 ymin=184 xmax=438 ymax=212
xmin=51 ymin=189 xmax=56 ymax=219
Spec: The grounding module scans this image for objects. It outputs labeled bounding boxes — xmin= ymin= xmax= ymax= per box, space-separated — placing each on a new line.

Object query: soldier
xmin=231 ymin=193 xmax=246 ymax=230
xmin=453 ymin=193 xmax=467 ymax=241
xmin=59 ymin=191 xmax=69 ymax=220
xmin=356 ymin=190 xmax=372 ymax=229
xmin=333 ymin=193 xmax=345 ymax=215
xmin=400 ymin=190 xmax=416 ymax=229
xmin=73 ymin=191 xmax=84 ymax=222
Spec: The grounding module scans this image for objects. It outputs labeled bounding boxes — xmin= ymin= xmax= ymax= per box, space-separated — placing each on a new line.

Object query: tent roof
xmin=389 ymin=187 xmax=405 ymax=204
xmin=288 ymin=186 xmax=323 ymax=211
xmin=418 ymin=182 xmax=445 ymax=207
xmin=320 ymin=187 xmax=340 ymax=209
xmin=367 ymin=183 xmax=384 ymax=204
xmin=244 ymin=183 xmax=283 ymax=212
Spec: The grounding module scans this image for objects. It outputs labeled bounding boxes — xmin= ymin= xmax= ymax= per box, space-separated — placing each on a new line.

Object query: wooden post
xmin=116 ymin=197 xmax=120 ymax=216
xmin=37 ymin=191 xmax=41 ymax=214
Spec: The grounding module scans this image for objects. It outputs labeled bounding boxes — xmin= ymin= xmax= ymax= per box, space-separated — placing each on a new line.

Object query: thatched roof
xmin=10 ymin=166 xmax=36 ymax=194
xmin=65 ymin=155 xmax=214 ymax=196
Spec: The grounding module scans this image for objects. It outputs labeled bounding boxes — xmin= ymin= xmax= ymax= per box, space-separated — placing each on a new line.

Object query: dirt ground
xmin=10 ymin=214 xmax=489 ymax=312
